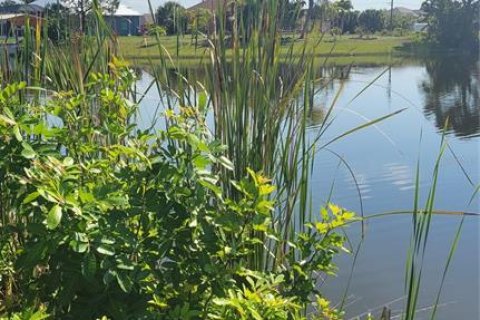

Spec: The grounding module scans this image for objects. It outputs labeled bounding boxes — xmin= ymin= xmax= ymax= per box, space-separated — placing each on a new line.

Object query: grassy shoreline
xmin=118 ymin=35 xmax=415 ymax=66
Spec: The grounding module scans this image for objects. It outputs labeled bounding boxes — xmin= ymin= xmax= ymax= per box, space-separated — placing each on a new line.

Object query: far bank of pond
xmin=119 ymin=35 xmax=415 ymax=67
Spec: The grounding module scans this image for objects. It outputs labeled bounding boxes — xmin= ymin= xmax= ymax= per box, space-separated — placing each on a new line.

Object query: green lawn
xmin=117 ymin=34 xmax=414 ymax=66
xmin=1 ymin=37 xmax=19 ymax=44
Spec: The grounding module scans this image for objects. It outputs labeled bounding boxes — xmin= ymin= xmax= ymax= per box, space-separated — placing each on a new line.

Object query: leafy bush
xmin=0 ymin=63 xmax=353 ymax=319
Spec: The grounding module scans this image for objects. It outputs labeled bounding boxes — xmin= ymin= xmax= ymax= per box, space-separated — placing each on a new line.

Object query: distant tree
xmin=332 ymin=0 xmax=353 ymax=33
xmin=61 ymin=0 xmax=119 ymax=33
xmin=314 ymin=0 xmax=338 ymax=32
xmin=45 ymin=3 xmax=70 ymax=42
xmin=103 ymin=0 xmax=118 ymax=15
xmin=333 ymin=0 xmax=353 ymax=12
xmin=359 ymin=9 xmax=385 ymax=33
xmin=421 ymin=0 xmax=479 ymax=49
xmin=385 ymin=10 xmax=416 ymax=31
xmin=186 ymin=8 xmax=212 ymax=34
xmin=279 ymin=0 xmax=302 ymax=31
xmin=341 ymin=10 xmax=359 ymax=33
xmin=155 ymin=1 xmax=187 ymax=35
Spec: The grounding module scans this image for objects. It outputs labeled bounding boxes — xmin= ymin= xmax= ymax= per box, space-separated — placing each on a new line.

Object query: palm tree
xmin=316 ymin=0 xmax=336 ymax=32
xmin=332 ymin=0 xmax=352 ymax=33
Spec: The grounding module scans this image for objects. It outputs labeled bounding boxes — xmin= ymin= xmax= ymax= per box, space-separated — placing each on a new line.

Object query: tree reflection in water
xmin=421 ymin=54 xmax=480 ymax=138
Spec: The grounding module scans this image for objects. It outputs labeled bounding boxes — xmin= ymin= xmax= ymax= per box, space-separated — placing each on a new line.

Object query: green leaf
xmin=193 ymin=155 xmax=211 ymax=169
xmin=116 ymin=272 xmax=133 ymax=293
xmin=63 ymin=157 xmax=74 ymax=166
xmin=0 ymin=114 xmax=16 ymax=126
xmin=47 ymin=205 xmax=62 ymax=230
xmin=187 ymin=134 xmax=201 ymax=149
xmin=100 ymin=238 xmax=115 ymax=245
xmin=218 ymin=156 xmax=234 ymax=171
xmin=107 ymin=195 xmax=129 ymax=207
xmin=97 ymin=245 xmax=115 ymax=256
xmin=69 ymin=240 xmax=88 ymax=253
xmin=117 ymin=262 xmax=135 ymax=271
xmin=13 ymin=125 xmax=22 ymax=142
xmin=23 ymin=192 xmax=40 ymax=204
xmin=21 ymin=141 xmax=36 ymax=159
xmin=198 ymin=92 xmax=207 ymax=112
xmin=199 ymin=180 xmax=222 ymax=196
xmin=167 ymin=126 xmax=186 ymax=139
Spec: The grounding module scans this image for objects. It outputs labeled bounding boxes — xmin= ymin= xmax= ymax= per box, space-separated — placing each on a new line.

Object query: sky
xmin=123 ymin=0 xmax=425 ymax=14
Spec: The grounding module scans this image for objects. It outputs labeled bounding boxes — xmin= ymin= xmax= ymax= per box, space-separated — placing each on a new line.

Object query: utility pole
xmin=390 ymin=0 xmax=394 ymax=31
xmin=57 ymin=0 xmax=60 ymax=41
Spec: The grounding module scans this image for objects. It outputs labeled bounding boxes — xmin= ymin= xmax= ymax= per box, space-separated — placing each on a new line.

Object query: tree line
xmin=153 ymin=0 xmax=419 ymax=36
xmin=1 ymin=0 xmax=478 ymax=49
xmin=154 ymin=0 xmax=478 ymax=48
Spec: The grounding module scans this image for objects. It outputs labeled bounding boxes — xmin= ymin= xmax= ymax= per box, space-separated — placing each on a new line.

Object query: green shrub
xmin=0 ymin=307 xmax=49 ymax=320
xmin=0 ymin=63 xmax=353 ymax=319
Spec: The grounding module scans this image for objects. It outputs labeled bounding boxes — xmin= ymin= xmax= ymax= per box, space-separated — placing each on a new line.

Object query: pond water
xmin=136 ymin=55 xmax=479 ymax=319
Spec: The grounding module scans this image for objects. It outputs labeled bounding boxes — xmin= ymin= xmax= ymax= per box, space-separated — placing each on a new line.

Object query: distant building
xmin=0 ymin=4 xmax=44 ymax=37
xmin=413 ymin=22 xmax=428 ymax=32
xmin=104 ymin=5 xmax=144 ymax=36
xmin=0 ymin=4 xmax=44 ymax=15
xmin=29 ymin=1 xmax=145 ymax=36
xmin=189 ymin=0 xmax=225 ymax=11
xmin=392 ymin=7 xmax=422 ymax=18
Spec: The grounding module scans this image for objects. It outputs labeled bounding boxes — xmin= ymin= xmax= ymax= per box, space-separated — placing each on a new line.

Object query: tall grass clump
xmin=402 ymin=123 xmax=476 ymax=320
xmin=206 ymin=0 xmax=318 ymax=272
xmin=148 ymin=0 xmax=367 ymax=259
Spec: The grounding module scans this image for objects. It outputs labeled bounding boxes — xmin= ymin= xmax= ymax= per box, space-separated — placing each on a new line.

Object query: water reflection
xmin=421 ymin=55 xmax=480 ymax=138
xmin=307 ymin=57 xmax=480 ymax=136
xmin=137 ymin=56 xmax=480 ymax=139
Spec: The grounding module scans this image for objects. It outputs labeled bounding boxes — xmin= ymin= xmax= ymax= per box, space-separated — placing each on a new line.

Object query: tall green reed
xmin=144 ymin=0 xmax=404 ymax=284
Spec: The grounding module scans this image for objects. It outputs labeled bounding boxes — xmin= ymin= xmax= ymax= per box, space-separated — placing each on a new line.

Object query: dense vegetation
xmin=0 ymin=0 xmax=477 ymax=319
xmin=0 ymin=71 xmax=353 ymax=318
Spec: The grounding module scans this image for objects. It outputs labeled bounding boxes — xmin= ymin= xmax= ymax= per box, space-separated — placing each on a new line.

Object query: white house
xmin=28 ymin=0 xmax=144 ymax=36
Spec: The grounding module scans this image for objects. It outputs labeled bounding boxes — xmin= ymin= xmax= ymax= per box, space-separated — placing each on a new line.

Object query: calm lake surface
xmin=136 ymin=55 xmax=479 ymax=319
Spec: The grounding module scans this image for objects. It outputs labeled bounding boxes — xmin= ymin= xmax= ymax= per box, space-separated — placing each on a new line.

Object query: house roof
xmin=29 ymin=0 xmax=57 ymax=8
xmin=393 ymin=7 xmax=422 ymax=17
xmin=0 ymin=13 xmax=24 ymax=21
xmin=0 ymin=4 xmax=44 ymax=14
xmin=112 ymin=4 xmax=142 ymax=17
xmin=189 ymin=0 xmax=224 ymax=11
xmin=29 ymin=1 xmax=142 ymax=17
